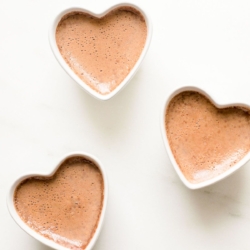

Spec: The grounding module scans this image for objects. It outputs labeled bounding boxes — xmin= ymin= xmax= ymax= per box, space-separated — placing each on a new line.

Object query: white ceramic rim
xmin=6 ymin=151 xmax=108 ymax=250
xmin=49 ymin=2 xmax=153 ymax=101
xmin=161 ymin=86 xmax=250 ymax=189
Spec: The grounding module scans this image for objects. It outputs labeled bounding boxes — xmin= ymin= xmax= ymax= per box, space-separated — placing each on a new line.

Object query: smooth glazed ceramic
xmin=7 ymin=152 xmax=108 ymax=250
xmin=161 ymin=86 xmax=250 ymax=189
xmin=49 ymin=2 xmax=152 ymax=101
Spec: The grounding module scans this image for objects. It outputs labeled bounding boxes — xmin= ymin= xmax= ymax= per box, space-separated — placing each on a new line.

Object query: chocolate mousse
xmin=14 ymin=156 xmax=104 ymax=249
xmin=56 ymin=7 xmax=147 ymax=95
xmin=165 ymin=91 xmax=250 ymax=183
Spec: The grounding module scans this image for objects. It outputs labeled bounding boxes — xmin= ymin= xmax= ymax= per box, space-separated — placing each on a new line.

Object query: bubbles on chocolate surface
xmin=14 ymin=156 xmax=104 ymax=249
xmin=165 ymin=91 xmax=250 ymax=183
xmin=56 ymin=7 xmax=147 ymax=95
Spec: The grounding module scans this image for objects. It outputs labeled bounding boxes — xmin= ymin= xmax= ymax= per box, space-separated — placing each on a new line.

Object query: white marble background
xmin=1 ymin=0 xmax=250 ymax=249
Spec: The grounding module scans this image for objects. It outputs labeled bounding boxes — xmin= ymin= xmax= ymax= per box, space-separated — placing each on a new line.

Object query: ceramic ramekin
xmin=161 ymin=86 xmax=250 ymax=189
xmin=49 ymin=2 xmax=152 ymax=101
xmin=7 ymin=151 xmax=108 ymax=250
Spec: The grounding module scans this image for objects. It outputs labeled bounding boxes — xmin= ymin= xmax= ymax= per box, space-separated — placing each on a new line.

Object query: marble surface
xmin=1 ymin=0 xmax=250 ymax=249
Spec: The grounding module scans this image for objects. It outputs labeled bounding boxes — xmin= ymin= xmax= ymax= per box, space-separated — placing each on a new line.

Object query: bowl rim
xmin=48 ymin=2 xmax=153 ymax=101
xmin=6 ymin=151 xmax=108 ymax=250
xmin=161 ymin=86 xmax=250 ymax=189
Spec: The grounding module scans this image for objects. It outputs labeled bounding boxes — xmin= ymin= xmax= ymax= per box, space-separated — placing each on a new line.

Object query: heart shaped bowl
xmin=161 ymin=86 xmax=250 ymax=189
xmin=7 ymin=152 xmax=108 ymax=250
xmin=49 ymin=2 xmax=152 ymax=101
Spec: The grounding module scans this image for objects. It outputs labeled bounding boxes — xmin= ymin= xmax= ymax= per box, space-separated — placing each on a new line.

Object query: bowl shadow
xmin=185 ymin=165 xmax=247 ymax=226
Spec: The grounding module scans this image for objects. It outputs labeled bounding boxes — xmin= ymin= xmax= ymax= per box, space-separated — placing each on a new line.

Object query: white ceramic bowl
xmin=7 ymin=152 xmax=108 ymax=250
xmin=49 ymin=2 xmax=152 ymax=101
xmin=161 ymin=86 xmax=250 ymax=189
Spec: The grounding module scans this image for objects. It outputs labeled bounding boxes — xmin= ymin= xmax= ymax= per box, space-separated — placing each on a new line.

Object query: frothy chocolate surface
xmin=165 ymin=91 xmax=250 ymax=183
xmin=56 ymin=7 xmax=147 ymax=95
xmin=14 ymin=157 xmax=104 ymax=249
